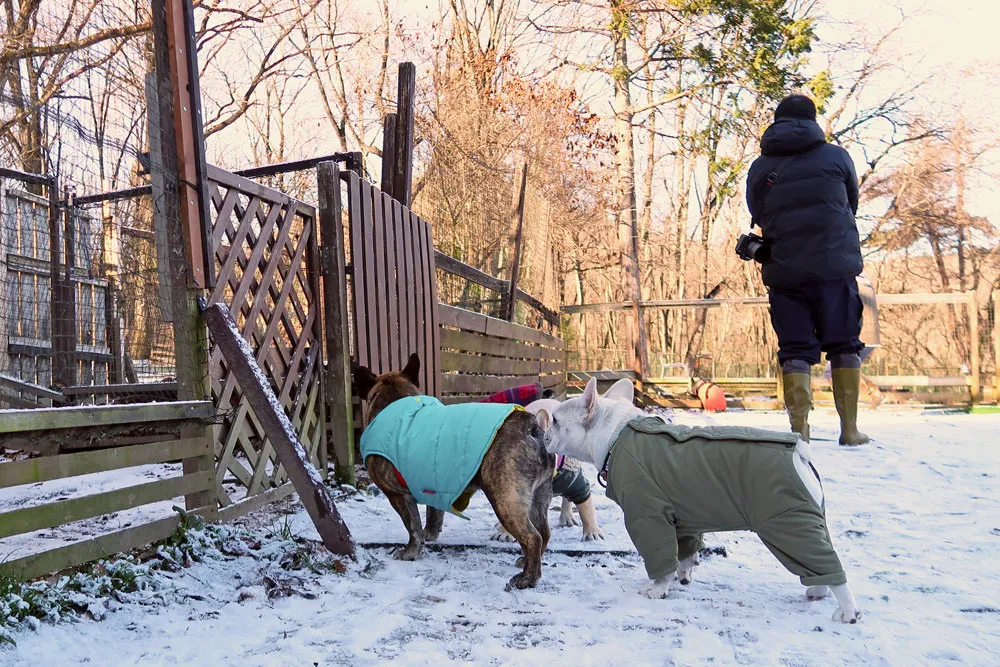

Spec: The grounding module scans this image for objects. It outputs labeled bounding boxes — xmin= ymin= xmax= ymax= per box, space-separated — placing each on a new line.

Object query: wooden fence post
xmin=50 ymin=181 xmax=77 ymax=388
xmin=318 ymin=161 xmax=356 ymax=485
xmin=391 ymin=63 xmax=415 ymax=208
xmin=380 ymin=113 xmax=397 ymax=197
xmin=100 ymin=186 xmax=125 ymax=384
xmin=145 ymin=73 xmax=174 ymax=324
xmin=993 ymin=291 xmax=999 ymax=405
xmin=969 ymin=290 xmax=980 ymax=405
xmin=0 ymin=180 xmax=7 ymax=379
xmin=503 ymin=162 xmax=528 ymax=322
xmin=152 ymin=0 xmax=215 ymax=516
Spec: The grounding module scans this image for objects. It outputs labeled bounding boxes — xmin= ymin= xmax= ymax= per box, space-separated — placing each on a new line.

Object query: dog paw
xmin=831 ymin=606 xmax=862 ymax=624
xmin=394 ymin=546 xmax=421 ymax=561
xmin=639 ymin=578 xmax=671 ymax=599
xmin=560 ymin=513 xmax=582 ymax=528
xmin=581 ymin=527 xmax=606 ymax=541
xmin=677 ymin=555 xmax=699 ymax=585
xmin=422 ymin=530 xmax=441 ymax=543
xmin=490 ymin=524 xmax=517 ymax=542
xmin=806 ymin=585 xmax=830 ymax=601
xmin=505 ymin=572 xmax=539 ymax=591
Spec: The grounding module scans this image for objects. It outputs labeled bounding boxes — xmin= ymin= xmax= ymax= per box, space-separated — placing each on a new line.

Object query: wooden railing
xmin=0 ymin=401 xmax=214 ymax=580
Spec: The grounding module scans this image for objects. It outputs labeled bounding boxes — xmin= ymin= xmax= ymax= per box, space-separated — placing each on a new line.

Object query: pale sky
xmin=816 ymin=0 xmax=999 ymax=218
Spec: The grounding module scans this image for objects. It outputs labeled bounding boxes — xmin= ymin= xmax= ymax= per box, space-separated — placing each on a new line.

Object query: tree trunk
xmin=611 ymin=1 xmax=649 ymax=377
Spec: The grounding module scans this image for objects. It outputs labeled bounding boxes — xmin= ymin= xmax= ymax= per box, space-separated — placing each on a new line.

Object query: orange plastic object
xmin=692 ymin=378 xmax=727 ymax=412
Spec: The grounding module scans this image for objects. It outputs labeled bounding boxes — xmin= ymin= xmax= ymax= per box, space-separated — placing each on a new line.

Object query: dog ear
xmin=535 ymin=408 xmax=551 ymax=432
xmin=603 ymin=378 xmax=635 ymax=404
xmin=402 ymin=353 xmax=421 ymax=387
xmin=583 ymin=377 xmax=598 ymax=422
xmin=542 ymin=389 xmax=555 ymax=399
xmin=353 ymin=366 xmax=378 ymax=401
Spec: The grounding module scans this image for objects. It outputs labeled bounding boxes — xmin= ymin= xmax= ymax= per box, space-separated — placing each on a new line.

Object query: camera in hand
xmin=735 ymin=232 xmax=767 ymax=262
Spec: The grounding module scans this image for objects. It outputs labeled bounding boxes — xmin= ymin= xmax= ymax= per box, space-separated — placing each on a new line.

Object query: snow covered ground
xmin=6 ymin=407 xmax=1000 ymax=666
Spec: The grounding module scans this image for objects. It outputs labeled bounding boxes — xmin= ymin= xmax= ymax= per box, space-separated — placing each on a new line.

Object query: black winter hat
xmin=774 ymin=94 xmax=817 ymax=121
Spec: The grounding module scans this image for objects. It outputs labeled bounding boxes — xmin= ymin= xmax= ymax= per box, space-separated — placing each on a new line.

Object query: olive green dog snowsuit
xmin=605 ymin=417 xmax=847 ymax=587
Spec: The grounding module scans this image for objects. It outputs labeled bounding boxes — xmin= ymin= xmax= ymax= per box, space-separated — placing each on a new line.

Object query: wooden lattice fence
xmin=206 ymin=165 xmax=326 ymax=509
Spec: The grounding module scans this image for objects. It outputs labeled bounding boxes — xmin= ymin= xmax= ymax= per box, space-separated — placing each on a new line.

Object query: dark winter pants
xmin=769 ymin=279 xmax=864 ymax=367
xmin=552 ymin=466 xmax=591 ymax=504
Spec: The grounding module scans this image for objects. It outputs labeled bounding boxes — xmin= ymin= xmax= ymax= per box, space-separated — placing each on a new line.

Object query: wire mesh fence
xmin=0 ymin=1 xmax=175 ymax=407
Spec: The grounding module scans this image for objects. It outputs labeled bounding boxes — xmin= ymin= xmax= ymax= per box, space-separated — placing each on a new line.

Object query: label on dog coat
xmin=360 ymin=396 xmax=520 ymax=518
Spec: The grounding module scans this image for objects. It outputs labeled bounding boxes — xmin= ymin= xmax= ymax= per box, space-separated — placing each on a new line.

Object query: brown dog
xmin=354 ymin=354 xmax=554 ymax=590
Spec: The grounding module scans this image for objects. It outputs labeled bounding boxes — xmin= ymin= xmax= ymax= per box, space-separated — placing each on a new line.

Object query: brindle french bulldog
xmin=354 ymin=353 xmax=554 ymax=590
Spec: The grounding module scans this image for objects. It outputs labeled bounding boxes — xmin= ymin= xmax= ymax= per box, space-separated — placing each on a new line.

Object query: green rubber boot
xmin=832 ymin=367 xmax=870 ymax=446
xmin=782 ymin=372 xmax=812 ymax=442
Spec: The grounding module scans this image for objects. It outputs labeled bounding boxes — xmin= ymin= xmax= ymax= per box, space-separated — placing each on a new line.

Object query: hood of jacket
xmin=760 ymin=117 xmax=827 ymax=157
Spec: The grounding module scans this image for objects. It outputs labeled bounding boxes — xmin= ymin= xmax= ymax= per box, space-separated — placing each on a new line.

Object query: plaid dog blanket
xmin=478 ymin=383 xmax=542 ymax=406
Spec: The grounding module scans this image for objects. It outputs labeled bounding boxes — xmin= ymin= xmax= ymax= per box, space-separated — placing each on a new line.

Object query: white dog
xmin=536 ymin=377 xmax=861 ymax=624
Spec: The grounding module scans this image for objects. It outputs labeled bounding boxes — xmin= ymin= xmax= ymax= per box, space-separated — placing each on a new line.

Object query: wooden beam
xmin=439 ymin=327 xmax=555 ymax=360
xmin=230 ymin=153 xmax=353 ymax=180
xmin=318 ymin=162 xmax=356 ymax=484
xmin=0 ymin=400 xmax=212 ymax=434
xmin=438 ymin=304 xmax=563 ymax=349
xmin=50 ymin=180 xmax=77 ymax=387
xmin=441 ymin=351 xmax=543 ymax=377
xmin=0 ymin=166 xmax=52 ymax=187
xmin=442 ymin=373 xmax=539 ymax=395
xmin=0 ymin=373 xmax=65 ymax=400
xmin=61 ymin=382 xmax=178 ymax=396
xmin=200 ymin=301 xmax=355 ymax=557
xmin=0 ymin=437 xmax=209 ymax=488
xmin=969 ymin=290 xmax=980 ymax=404
xmin=391 ymin=63 xmax=415 ymax=207
xmin=145 ymin=72 xmax=174 ymax=323
xmin=434 ymin=251 xmax=508 ymax=294
xmin=216 ymin=481 xmax=296 ymax=523
xmin=993 ymin=291 xmax=999 ymax=405
xmin=1 ymin=509 xmax=210 ymax=581
xmin=163 ymin=0 xmax=211 ymax=288
xmin=380 ymin=113 xmax=397 ymax=196
xmin=563 ymin=292 xmax=978 ymax=314
xmin=0 ymin=471 xmax=211 ymax=540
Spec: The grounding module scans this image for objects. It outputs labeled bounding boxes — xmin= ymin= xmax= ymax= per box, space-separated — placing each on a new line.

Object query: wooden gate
xmin=344 ymin=169 xmax=440 ymax=393
xmin=206 ymin=165 xmax=326 ymax=509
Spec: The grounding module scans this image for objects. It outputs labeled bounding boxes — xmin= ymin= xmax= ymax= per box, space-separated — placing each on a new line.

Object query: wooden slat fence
xmin=205 ymin=165 xmax=326 ymax=513
xmin=0 ymin=401 xmax=214 ymax=580
xmin=344 ymin=170 xmax=440 ymax=394
xmin=438 ymin=304 xmax=566 ymax=404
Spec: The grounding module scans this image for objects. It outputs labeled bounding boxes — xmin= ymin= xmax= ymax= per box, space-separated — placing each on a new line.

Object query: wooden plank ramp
xmin=200 ymin=300 xmax=355 ymax=557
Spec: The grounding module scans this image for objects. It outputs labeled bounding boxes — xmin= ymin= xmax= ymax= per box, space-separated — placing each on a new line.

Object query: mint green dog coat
xmin=360 ymin=395 xmax=520 ymax=517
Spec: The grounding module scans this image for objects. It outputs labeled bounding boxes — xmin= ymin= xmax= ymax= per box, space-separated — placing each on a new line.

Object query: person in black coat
xmin=745 ymin=94 xmax=869 ymax=445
